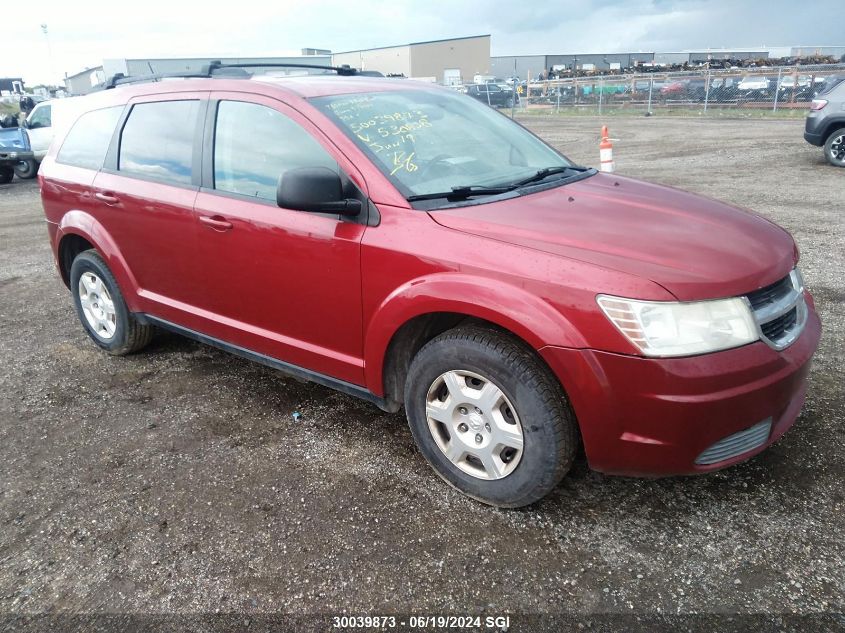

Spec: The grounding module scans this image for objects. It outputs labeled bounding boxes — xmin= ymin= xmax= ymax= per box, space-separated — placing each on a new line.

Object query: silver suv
xmin=804 ymin=75 xmax=845 ymax=167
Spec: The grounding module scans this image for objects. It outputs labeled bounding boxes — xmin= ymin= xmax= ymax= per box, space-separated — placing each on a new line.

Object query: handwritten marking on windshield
xmin=390 ymin=151 xmax=418 ymax=175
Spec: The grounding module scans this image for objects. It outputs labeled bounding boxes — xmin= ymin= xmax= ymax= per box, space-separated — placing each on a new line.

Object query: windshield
xmin=312 ymin=89 xmax=571 ymax=198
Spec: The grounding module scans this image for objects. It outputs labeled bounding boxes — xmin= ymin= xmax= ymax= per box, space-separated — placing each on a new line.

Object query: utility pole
xmin=41 ymin=24 xmax=57 ymax=88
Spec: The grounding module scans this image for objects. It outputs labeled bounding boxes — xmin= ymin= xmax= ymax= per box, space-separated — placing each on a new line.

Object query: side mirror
xmin=277 ymin=167 xmax=362 ymax=216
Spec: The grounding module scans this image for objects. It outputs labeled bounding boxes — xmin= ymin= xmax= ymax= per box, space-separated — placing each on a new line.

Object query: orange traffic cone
xmin=599 ymin=125 xmax=615 ymax=173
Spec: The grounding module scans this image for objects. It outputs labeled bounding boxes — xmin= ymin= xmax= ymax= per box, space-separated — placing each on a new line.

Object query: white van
xmin=23 ymin=97 xmax=86 ymax=174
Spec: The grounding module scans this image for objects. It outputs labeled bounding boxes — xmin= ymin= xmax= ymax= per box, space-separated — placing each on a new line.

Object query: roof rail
xmin=101 ymin=60 xmax=380 ymax=90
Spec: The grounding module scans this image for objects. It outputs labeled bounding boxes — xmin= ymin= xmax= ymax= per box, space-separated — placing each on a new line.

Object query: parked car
xmin=659 ymin=80 xmax=688 ymax=97
xmin=40 ymin=68 xmax=820 ymax=507
xmin=778 ymin=74 xmax=811 ymax=91
xmin=21 ymin=97 xmax=85 ymax=177
xmin=804 ymin=75 xmax=845 ymax=167
xmin=465 ymin=83 xmax=514 ymax=108
xmin=0 ymin=125 xmax=35 ymax=183
xmin=737 ymin=75 xmax=772 ymax=98
xmin=686 ymin=76 xmax=740 ymax=103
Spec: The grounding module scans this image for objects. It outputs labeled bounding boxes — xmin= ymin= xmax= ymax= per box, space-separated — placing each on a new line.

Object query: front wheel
xmin=0 ymin=166 xmax=13 ymax=184
xmin=824 ymin=129 xmax=845 ymax=167
xmin=404 ymin=325 xmax=578 ymax=507
xmin=13 ymin=159 xmax=38 ymax=179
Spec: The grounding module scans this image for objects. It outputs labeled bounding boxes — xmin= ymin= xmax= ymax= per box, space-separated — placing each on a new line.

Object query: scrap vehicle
xmin=39 ymin=62 xmax=820 ymax=507
xmin=0 ymin=124 xmax=35 ymax=182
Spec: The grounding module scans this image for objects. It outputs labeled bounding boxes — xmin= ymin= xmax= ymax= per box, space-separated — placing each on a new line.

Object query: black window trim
xmin=102 ymin=97 xmax=208 ymax=191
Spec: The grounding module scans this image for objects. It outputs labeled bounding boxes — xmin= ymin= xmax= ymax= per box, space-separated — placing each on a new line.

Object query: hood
xmin=428 ymin=173 xmax=796 ymax=301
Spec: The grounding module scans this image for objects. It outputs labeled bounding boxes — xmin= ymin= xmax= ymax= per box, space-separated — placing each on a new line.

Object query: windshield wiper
xmin=406 ymin=166 xmax=590 ymax=203
xmin=509 ymin=165 xmax=584 ymax=188
xmin=407 ymin=184 xmax=517 ymax=202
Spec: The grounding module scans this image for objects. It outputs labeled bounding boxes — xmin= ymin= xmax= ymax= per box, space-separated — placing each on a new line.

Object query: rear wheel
xmin=404 ymin=325 xmax=578 ymax=507
xmin=70 ymin=250 xmax=154 ymax=355
xmin=0 ymin=166 xmax=13 ymax=184
xmin=13 ymin=159 xmax=38 ymax=179
xmin=824 ymin=129 xmax=845 ymax=167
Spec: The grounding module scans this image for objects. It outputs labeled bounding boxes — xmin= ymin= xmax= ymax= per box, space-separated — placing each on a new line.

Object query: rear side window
xmin=213 ymin=100 xmax=336 ymax=201
xmin=56 ymin=106 xmax=123 ymax=170
xmin=818 ymin=76 xmax=844 ymax=96
xmin=119 ymin=100 xmax=199 ymax=185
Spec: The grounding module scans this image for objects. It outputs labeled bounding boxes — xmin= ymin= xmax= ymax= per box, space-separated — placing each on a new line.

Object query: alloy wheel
xmin=78 ymin=272 xmax=117 ymax=339
xmin=829 ymin=134 xmax=845 ymax=162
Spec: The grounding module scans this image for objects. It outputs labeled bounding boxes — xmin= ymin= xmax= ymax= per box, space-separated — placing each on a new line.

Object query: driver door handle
xmin=199 ymin=215 xmax=233 ymax=232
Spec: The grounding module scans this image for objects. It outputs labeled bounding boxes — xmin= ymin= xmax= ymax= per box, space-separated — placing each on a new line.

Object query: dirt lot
xmin=0 ymin=116 xmax=843 ymax=629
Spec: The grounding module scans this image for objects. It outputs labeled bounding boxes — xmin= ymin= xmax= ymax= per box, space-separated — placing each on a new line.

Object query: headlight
xmin=597 ymin=295 xmax=758 ymax=357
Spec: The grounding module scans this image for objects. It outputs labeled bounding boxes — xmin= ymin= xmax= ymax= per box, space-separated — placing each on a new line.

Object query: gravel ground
xmin=0 ymin=116 xmax=843 ymax=630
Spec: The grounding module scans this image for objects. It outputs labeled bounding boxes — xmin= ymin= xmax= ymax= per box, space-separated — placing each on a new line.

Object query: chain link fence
xmin=492 ymin=64 xmax=844 ymax=117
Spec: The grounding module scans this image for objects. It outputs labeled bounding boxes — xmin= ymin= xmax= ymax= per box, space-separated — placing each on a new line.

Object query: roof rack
xmin=101 ymin=60 xmax=381 ymax=90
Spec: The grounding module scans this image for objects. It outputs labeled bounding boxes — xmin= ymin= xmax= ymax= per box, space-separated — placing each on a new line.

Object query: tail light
xmin=810 ymin=99 xmax=828 ymax=111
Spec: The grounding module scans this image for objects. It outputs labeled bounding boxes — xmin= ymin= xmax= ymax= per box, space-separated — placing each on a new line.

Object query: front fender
xmin=363 ymin=272 xmax=587 ymax=396
xmin=57 ymin=210 xmax=142 ymax=312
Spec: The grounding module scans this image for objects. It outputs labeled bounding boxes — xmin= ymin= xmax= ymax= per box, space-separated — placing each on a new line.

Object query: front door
xmin=192 ymin=94 xmax=367 ymax=384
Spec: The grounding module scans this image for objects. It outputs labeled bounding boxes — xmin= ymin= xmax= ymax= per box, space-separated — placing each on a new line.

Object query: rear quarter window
xmin=56 ymin=106 xmax=123 ymax=170
xmin=818 ymin=76 xmax=844 ymax=96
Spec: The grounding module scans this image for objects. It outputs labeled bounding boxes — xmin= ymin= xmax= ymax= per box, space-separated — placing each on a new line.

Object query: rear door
xmin=191 ymin=93 xmax=368 ymax=384
xmin=92 ymin=92 xmax=209 ymax=317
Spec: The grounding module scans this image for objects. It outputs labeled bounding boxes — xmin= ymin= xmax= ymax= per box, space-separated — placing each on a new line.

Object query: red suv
xmin=40 ymin=65 xmax=820 ymax=507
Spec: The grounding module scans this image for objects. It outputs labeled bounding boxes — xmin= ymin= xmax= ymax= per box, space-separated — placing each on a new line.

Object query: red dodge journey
xmin=39 ymin=64 xmax=820 ymax=506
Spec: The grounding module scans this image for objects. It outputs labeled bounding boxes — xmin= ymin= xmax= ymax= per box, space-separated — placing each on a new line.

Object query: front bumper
xmin=540 ymin=299 xmax=821 ymax=476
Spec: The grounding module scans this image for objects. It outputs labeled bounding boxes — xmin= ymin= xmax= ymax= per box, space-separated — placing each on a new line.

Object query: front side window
xmin=28 ymin=104 xmax=51 ymax=129
xmin=313 ymin=89 xmax=570 ymax=199
xmin=56 ymin=106 xmax=122 ymax=170
xmin=119 ymin=100 xmax=199 ymax=185
xmin=213 ymin=100 xmax=337 ymax=201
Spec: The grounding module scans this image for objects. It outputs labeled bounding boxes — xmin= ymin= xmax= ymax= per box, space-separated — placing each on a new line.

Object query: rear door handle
xmin=94 ymin=191 xmax=119 ymax=205
xmin=199 ymin=215 xmax=233 ymax=232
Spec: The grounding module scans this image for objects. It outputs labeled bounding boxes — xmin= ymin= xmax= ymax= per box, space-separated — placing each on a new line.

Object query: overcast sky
xmin=4 ymin=0 xmax=842 ymax=85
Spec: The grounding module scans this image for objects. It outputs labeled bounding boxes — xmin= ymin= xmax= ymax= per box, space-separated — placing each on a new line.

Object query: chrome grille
xmin=695 ymin=419 xmax=772 ymax=465
xmin=744 ymin=269 xmax=807 ymax=351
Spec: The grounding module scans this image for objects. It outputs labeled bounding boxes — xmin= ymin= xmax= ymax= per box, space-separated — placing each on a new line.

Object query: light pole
xmin=41 ymin=23 xmax=57 ymax=88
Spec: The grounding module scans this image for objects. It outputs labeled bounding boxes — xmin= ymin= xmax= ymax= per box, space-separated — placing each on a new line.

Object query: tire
xmin=823 ymin=129 xmax=845 ymax=167
xmin=0 ymin=166 xmax=13 ymax=184
xmin=404 ymin=325 xmax=578 ymax=507
xmin=70 ymin=249 xmax=154 ymax=355
xmin=13 ymin=159 xmax=38 ymax=179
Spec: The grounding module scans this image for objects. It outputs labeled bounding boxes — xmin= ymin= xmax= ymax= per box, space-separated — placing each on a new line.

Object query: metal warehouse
xmin=63 ymin=66 xmax=105 ymax=96
xmin=331 ymin=35 xmax=491 ymax=85
xmin=102 ymin=54 xmax=332 ymax=79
